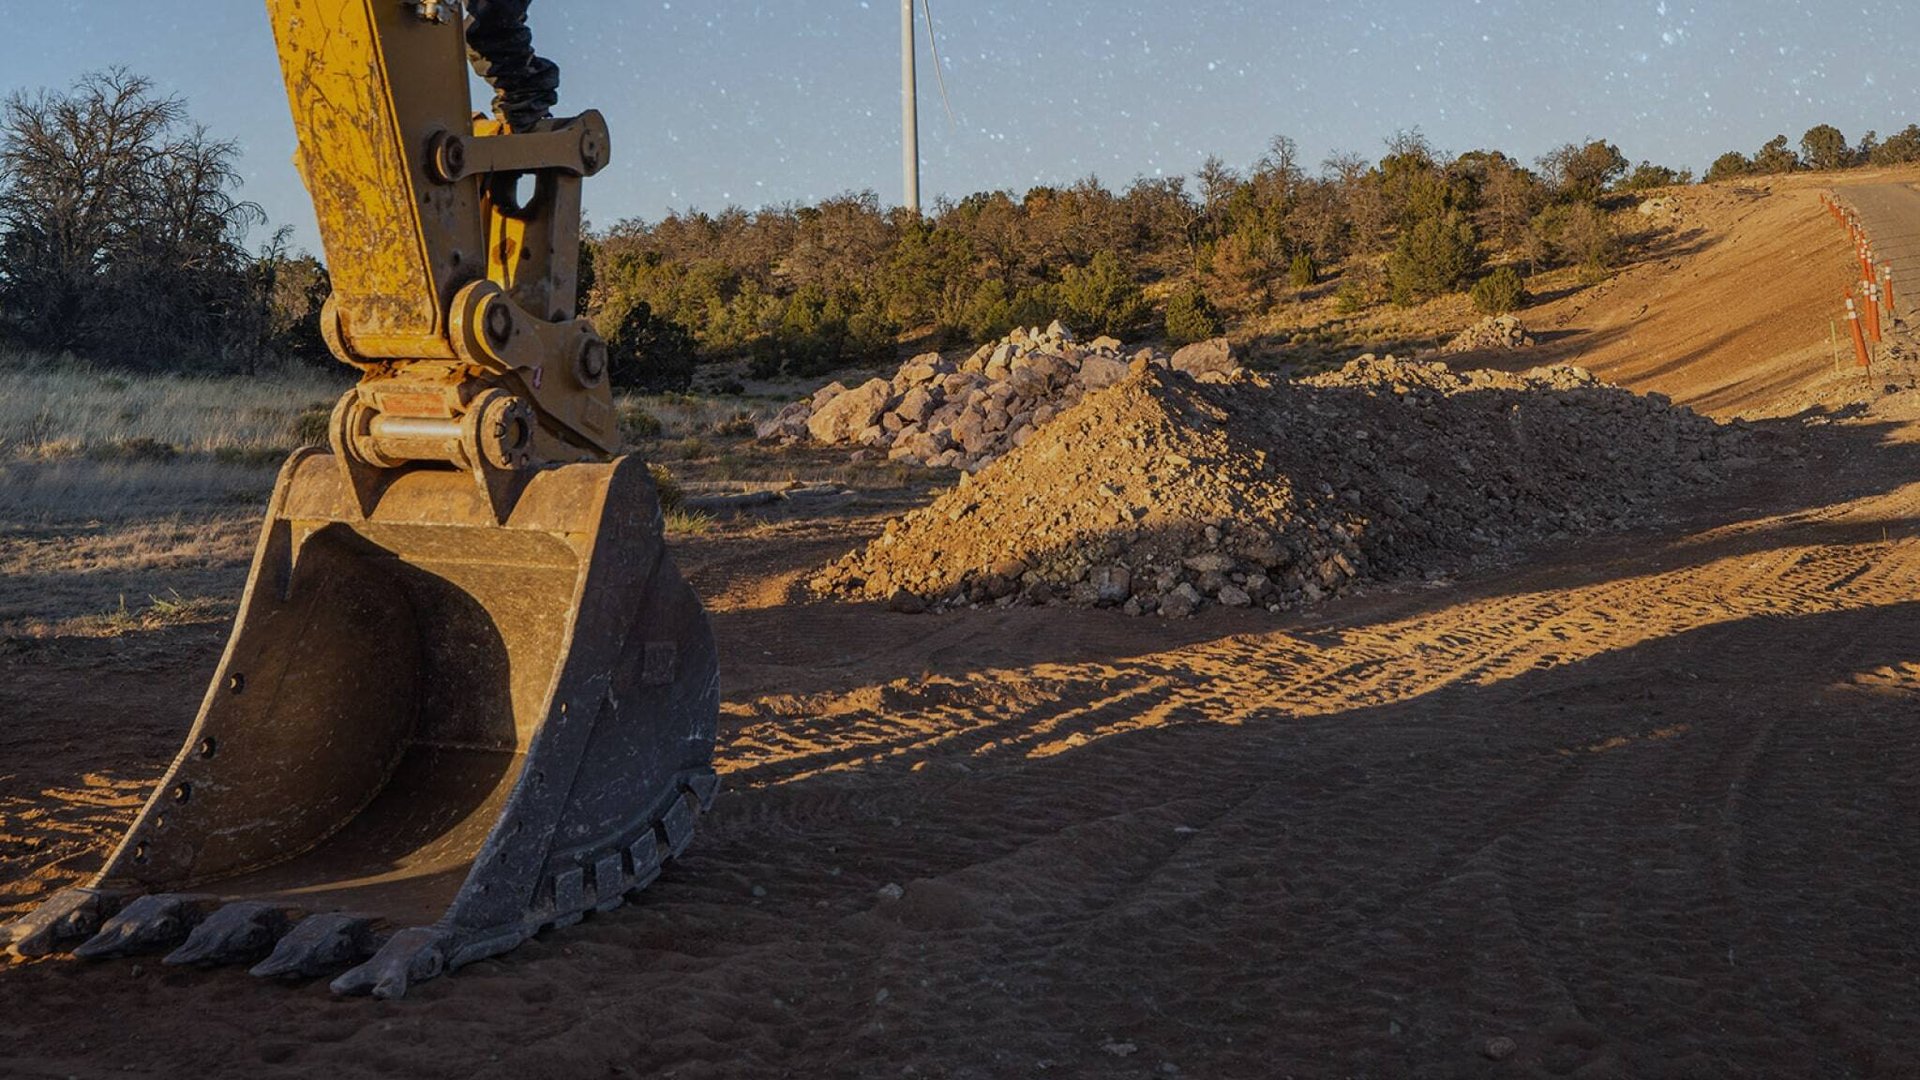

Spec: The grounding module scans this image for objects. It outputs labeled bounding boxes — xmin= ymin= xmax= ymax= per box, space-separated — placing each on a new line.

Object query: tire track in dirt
xmin=719 ymin=520 xmax=1920 ymax=793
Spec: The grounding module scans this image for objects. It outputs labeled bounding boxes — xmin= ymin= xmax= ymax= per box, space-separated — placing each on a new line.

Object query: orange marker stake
xmin=1847 ymin=298 xmax=1872 ymax=369
xmin=1865 ymin=283 xmax=1884 ymax=342
xmin=1885 ymin=266 xmax=1897 ymax=316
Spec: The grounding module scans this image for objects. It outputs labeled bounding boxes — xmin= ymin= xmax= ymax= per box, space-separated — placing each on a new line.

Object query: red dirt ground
xmin=4 ymin=175 xmax=1920 ymax=1079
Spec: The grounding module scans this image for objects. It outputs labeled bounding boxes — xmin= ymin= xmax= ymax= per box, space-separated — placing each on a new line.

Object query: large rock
xmin=951 ymin=407 xmax=994 ymax=455
xmin=811 ymin=381 xmax=849 ymax=410
xmin=1171 ymin=337 xmax=1237 ymax=378
xmin=895 ymin=386 xmax=939 ymax=424
xmin=808 ymin=378 xmax=893 ymax=443
xmin=1078 ymin=355 xmax=1129 ymax=390
xmin=893 ymin=352 xmax=948 ymax=390
xmin=890 ymin=428 xmax=953 ymax=464
xmin=756 ymin=400 xmax=812 ymax=441
xmin=1006 ymin=366 xmax=1049 ymax=399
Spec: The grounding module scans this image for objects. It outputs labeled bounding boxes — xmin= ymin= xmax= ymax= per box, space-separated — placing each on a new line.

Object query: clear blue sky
xmin=8 ymin=1 xmax=1914 ymax=255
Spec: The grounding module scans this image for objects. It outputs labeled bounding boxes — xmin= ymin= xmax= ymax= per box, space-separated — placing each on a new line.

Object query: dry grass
xmin=0 ymin=513 xmax=259 ymax=636
xmin=663 ymin=508 xmax=717 ymax=536
xmin=616 ymin=392 xmax=771 ymax=446
xmin=0 ymin=458 xmax=280 ymax=522
xmin=6 ymin=589 xmax=233 ymax=641
xmin=0 ymin=351 xmax=345 ymax=461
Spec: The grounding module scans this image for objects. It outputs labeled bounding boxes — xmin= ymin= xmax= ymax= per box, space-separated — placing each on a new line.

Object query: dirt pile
xmin=756 ymin=323 xmax=1244 ymax=470
xmin=1441 ymin=314 xmax=1536 ymax=354
xmin=815 ymin=355 xmax=1754 ymax=616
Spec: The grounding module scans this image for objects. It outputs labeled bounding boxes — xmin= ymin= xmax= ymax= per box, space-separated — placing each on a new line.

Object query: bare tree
xmin=0 ymin=68 xmax=268 ymax=368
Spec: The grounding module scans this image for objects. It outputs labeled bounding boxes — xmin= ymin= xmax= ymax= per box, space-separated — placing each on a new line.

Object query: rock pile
xmin=1442 ymin=315 xmax=1536 ymax=354
xmin=756 ymin=322 xmax=1243 ymax=470
xmin=814 ymin=355 xmax=1753 ymax=617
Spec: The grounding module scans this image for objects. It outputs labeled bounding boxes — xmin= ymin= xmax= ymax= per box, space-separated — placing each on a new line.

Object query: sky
xmin=5 ymin=1 xmax=1914 ymax=255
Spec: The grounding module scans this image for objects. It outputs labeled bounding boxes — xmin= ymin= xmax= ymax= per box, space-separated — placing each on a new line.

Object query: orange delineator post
xmin=1864 ymin=283 xmax=1884 ymax=342
xmin=1885 ymin=265 xmax=1897 ymax=316
xmin=1847 ymin=298 xmax=1872 ymax=368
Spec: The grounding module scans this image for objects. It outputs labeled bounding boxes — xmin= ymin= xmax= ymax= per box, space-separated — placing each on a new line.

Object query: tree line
xmin=4 ymin=70 xmax=1916 ymax=389
xmin=589 ymin=130 xmax=1646 ymax=388
xmin=1705 ymin=124 xmax=1920 ymax=181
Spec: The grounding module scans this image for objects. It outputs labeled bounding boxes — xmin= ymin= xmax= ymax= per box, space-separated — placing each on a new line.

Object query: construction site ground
xmin=5 ymin=170 xmax=1920 ymax=1079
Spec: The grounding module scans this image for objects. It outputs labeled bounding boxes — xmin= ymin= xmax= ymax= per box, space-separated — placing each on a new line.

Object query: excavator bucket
xmin=4 ymin=450 xmax=719 ymax=998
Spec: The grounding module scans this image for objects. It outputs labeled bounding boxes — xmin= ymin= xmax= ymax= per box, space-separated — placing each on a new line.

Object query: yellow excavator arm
xmin=272 ymin=0 xmax=617 ymax=514
xmin=3 ymin=0 xmax=720 ymax=1000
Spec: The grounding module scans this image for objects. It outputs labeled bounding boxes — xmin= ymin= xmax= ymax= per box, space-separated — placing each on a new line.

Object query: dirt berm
xmin=815 ymin=354 xmax=1757 ymax=616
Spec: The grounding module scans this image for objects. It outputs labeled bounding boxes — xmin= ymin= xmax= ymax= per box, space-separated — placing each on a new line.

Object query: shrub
xmin=1536 ymin=140 xmax=1629 ymax=202
xmin=745 ymin=336 xmax=781 ymax=380
xmin=604 ymin=300 xmax=699 ymax=392
xmin=764 ymin=285 xmax=899 ymax=378
xmin=1057 ymin=251 xmax=1147 ymax=336
xmin=1615 ymin=162 xmax=1692 ymax=192
xmin=1752 ymin=135 xmax=1799 ymax=175
xmin=707 ymin=410 xmax=758 ymax=437
xmin=1869 ymin=125 xmax=1920 ymax=166
xmin=1387 ymin=211 xmax=1482 ymax=305
xmin=1470 ymin=266 xmax=1528 ymax=314
xmin=1333 ymin=278 xmax=1371 ymax=314
xmin=1164 ymin=284 xmax=1224 ymax=345
xmin=1530 ymin=203 xmax=1618 ymax=273
xmin=1800 ymin=124 xmax=1854 ymax=171
xmin=1288 ymin=253 xmax=1317 ymax=289
xmin=617 ymin=401 xmax=663 ymax=441
xmin=85 ymin=436 xmax=177 ymax=462
xmin=1704 ymin=151 xmax=1752 ymax=183
xmin=647 ymin=463 xmax=684 ymax=511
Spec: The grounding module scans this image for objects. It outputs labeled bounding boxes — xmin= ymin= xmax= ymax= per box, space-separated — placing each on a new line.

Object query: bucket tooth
xmin=73 ymin=894 xmax=218 ymax=959
xmin=329 ymin=926 xmax=451 ymax=999
xmin=591 ymin=852 xmax=627 ymax=912
xmin=3 ymin=888 xmax=127 ymax=958
xmin=658 ymin=796 xmax=698 ymax=858
xmin=626 ymin=835 xmax=664 ymax=895
xmin=249 ymin=913 xmax=380 ymax=979
xmin=683 ymin=767 xmax=721 ymax=811
xmin=163 ymin=902 xmax=293 ymax=967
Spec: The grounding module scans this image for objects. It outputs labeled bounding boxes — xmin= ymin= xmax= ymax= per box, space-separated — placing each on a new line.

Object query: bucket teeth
xmin=72 ymin=894 xmax=218 ymax=959
xmin=4 ymin=888 xmax=126 ymax=958
xmin=329 ymin=926 xmax=451 ymax=1000
xmin=163 ymin=902 xmax=293 ymax=967
xmin=249 ymin=913 xmax=380 ymax=979
xmin=682 ymin=767 xmax=721 ymax=811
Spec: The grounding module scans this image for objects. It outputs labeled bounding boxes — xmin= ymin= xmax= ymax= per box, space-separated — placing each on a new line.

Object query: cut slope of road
xmin=1456 ymin=172 xmax=1883 ymax=418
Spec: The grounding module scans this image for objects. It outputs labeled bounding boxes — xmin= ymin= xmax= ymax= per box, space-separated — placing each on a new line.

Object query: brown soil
xmin=1444 ymin=169 xmax=1904 ymax=419
xmin=5 ymin=178 xmax=1920 ymax=1079
xmin=817 ymin=358 xmax=1751 ymax=616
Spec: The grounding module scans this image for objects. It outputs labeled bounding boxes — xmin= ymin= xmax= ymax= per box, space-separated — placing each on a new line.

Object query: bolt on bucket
xmin=4 ymin=450 xmax=718 ymax=998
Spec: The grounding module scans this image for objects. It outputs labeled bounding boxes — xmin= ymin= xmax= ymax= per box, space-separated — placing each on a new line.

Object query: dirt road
xmin=4 ymin=182 xmax=1920 ymax=1078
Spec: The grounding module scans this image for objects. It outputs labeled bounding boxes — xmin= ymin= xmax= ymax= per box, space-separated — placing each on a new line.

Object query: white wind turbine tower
xmin=901 ymin=0 xmax=955 ymax=217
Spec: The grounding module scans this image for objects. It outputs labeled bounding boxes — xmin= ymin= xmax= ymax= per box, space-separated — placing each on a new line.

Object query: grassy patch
xmin=663 ymin=507 xmax=716 ymax=536
xmin=45 ymin=590 xmax=231 ymax=639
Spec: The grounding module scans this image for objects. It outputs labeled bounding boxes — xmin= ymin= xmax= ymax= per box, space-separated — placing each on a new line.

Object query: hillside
xmin=1449 ymin=170 xmax=1912 ymax=418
